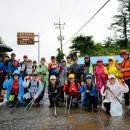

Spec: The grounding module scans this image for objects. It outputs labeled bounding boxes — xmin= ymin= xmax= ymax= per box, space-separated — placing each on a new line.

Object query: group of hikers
xmin=0 ymin=49 xmax=130 ymax=117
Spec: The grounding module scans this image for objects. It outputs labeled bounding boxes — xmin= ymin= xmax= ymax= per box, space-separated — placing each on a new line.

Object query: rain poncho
xmin=104 ymin=57 xmax=123 ymax=78
xmin=94 ymin=63 xmax=108 ymax=93
xmin=3 ymin=70 xmax=25 ymax=104
xmin=101 ymin=79 xmax=129 ymax=116
xmin=37 ymin=63 xmax=49 ymax=89
xmin=79 ymin=83 xmax=98 ymax=107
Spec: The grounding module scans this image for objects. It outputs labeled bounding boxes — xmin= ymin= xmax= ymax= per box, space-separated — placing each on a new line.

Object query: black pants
xmin=88 ymin=96 xmax=98 ymax=110
xmin=84 ymin=95 xmax=98 ymax=110
xmin=104 ymin=102 xmax=111 ymax=113
xmin=36 ymin=93 xmax=44 ymax=102
xmin=60 ymin=86 xmax=64 ymax=101
xmin=49 ymin=93 xmax=60 ymax=105
xmin=124 ymin=79 xmax=130 ymax=106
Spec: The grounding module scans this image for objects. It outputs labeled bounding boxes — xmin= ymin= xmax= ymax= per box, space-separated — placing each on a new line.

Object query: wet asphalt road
xmin=0 ymin=99 xmax=130 ymax=130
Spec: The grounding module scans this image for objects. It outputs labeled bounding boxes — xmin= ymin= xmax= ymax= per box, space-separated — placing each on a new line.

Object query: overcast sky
xmin=0 ymin=0 xmax=119 ymax=63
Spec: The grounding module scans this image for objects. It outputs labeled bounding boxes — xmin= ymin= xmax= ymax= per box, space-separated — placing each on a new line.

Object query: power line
xmin=63 ymin=0 xmax=111 ymax=46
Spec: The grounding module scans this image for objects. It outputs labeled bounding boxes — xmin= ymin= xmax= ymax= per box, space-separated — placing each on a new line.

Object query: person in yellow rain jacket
xmin=104 ymin=57 xmax=123 ymax=79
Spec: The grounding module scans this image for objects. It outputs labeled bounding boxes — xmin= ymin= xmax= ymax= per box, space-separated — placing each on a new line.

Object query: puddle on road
xmin=0 ymin=101 xmax=130 ymax=130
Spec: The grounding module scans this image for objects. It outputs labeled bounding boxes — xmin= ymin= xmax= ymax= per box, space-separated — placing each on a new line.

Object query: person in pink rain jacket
xmin=94 ymin=59 xmax=108 ymax=94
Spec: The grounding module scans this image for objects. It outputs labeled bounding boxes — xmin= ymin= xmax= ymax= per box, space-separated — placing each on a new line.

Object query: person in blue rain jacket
xmin=3 ymin=70 xmax=26 ymax=107
xmin=79 ymin=74 xmax=98 ymax=112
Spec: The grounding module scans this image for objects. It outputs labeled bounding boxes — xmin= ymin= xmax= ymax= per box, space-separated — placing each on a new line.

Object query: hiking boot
xmin=74 ymin=103 xmax=79 ymax=108
xmin=93 ymin=108 xmax=98 ymax=112
xmin=35 ymin=102 xmax=40 ymax=106
xmin=8 ymin=101 xmax=14 ymax=108
xmin=106 ymin=111 xmax=111 ymax=115
xmin=49 ymin=104 xmax=54 ymax=108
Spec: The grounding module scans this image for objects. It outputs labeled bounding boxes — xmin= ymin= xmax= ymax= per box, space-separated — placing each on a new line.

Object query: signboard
xmin=17 ymin=32 xmax=35 ymax=45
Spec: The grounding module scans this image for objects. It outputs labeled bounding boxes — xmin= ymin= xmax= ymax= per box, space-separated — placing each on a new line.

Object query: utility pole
xmin=34 ymin=33 xmax=40 ymax=64
xmin=54 ymin=19 xmax=65 ymax=53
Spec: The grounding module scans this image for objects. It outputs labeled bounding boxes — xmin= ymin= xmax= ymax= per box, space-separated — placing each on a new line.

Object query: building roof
xmin=78 ymin=55 xmax=123 ymax=64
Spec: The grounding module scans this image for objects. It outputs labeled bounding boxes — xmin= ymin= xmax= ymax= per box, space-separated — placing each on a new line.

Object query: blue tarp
xmin=78 ymin=55 xmax=123 ymax=64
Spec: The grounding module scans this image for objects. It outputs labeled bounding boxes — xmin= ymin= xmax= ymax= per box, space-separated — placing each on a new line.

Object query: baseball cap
xmin=66 ymin=56 xmax=71 ymax=58
xmin=85 ymin=74 xmax=92 ymax=79
xmin=61 ymin=59 xmax=66 ymax=62
xmin=41 ymin=57 xmax=45 ymax=60
xmin=51 ymin=56 xmax=56 ymax=59
xmin=69 ymin=74 xmax=75 ymax=79
xmin=11 ymin=52 xmax=16 ymax=56
xmin=97 ymin=59 xmax=103 ymax=63
xmin=27 ymin=59 xmax=32 ymax=62
xmin=108 ymin=74 xmax=116 ymax=79
xmin=23 ymin=55 xmax=28 ymax=58
xmin=31 ymin=72 xmax=38 ymax=76
xmin=50 ymin=75 xmax=56 ymax=80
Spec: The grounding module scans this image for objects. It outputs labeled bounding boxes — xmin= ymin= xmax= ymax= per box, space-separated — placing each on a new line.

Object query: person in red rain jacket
xmin=63 ymin=74 xmax=80 ymax=107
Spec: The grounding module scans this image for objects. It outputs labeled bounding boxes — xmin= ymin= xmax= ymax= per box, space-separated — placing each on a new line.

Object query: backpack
xmin=24 ymin=80 xmax=39 ymax=93
xmin=66 ymin=81 xmax=79 ymax=93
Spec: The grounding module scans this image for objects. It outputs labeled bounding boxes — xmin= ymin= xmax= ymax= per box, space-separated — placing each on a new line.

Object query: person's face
xmin=41 ymin=59 xmax=45 ymax=64
xmin=27 ymin=61 xmax=32 ymax=65
xmin=73 ymin=60 xmax=78 ymax=64
xmin=33 ymin=62 xmax=37 ymax=66
xmin=97 ymin=61 xmax=102 ymax=66
xmin=50 ymin=79 xmax=56 ymax=84
xmin=51 ymin=58 xmax=55 ymax=62
xmin=11 ymin=54 xmax=15 ymax=59
xmin=85 ymin=57 xmax=89 ymax=62
xmin=4 ymin=57 xmax=9 ymax=62
xmin=62 ymin=61 xmax=66 ymax=66
xmin=121 ymin=53 xmax=129 ymax=59
xmin=32 ymin=75 xmax=38 ymax=81
xmin=13 ymin=75 xmax=19 ymax=80
xmin=86 ymin=78 xmax=92 ymax=84
xmin=23 ymin=57 xmax=28 ymax=62
xmin=66 ymin=58 xmax=71 ymax=62
xmin=69 ymin=78 xmax=75 ymax=83
xmin=108 ymin=59 xmax=114 ymax=65
xmin=109 ymin=78 xmax=116 ymax=85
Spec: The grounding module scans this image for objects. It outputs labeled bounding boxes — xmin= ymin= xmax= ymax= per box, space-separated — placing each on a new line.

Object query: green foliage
xmin=70 ymin=35 xmax=95 ymax=56
xmin=110 ymin=0 xmax=130 ymax=47
xmin=56 ymin=48 xmax=65 ymax=63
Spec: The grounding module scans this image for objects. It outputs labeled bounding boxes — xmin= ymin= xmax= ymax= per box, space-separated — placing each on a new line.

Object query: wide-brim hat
xmin=119 ymin=50 xmax=129 ymax=55
xmin=97 ymin=59 xmax=103 ymax=63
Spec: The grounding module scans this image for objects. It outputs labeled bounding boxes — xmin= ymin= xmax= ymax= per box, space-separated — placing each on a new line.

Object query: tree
xmin=110 ymin=0 xmax=130 ymax=47
xmin=69 ymin=35 xmax=95 ymax=56
xmin=56 ymin=48 xmax=65 ymax=63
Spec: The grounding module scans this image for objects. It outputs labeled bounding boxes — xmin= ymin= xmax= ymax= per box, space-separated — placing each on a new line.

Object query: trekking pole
xmin=68 ymin=96 xmax=73 ymax=116
xmin=65 ymin=93 xmax=68 ymax=115
xmin=28 ymin=99 xmax=35 ymax=110
xmin=54 ymin=102 xmax=58 ymax=117
xmin=10 ymin=101 xmax=19 ymax=113
xmin=0 ymin=101 xmax=7 ymax=107
xmin=23 ymin=99 xmax=33 ymax=111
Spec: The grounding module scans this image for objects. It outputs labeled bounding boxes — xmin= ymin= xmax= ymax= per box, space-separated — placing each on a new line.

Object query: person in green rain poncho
xmin=37 ymin=57 xmax=49 ymax=99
